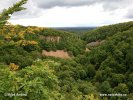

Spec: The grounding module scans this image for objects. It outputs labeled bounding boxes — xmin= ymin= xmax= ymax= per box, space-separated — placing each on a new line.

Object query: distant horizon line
xmin=52 ymin=26 xmax=97 ymax=28
xmin=10 ymin=21 xmax=133 ymax=28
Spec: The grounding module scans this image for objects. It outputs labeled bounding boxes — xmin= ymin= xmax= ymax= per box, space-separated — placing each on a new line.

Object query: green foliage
xmin=39 ymin=28 xmax=86 ymax=56
xmin=82 ymin=21 xmax=133 ymax=43
xmin=100 ymin=81 xmax=112 ymax=93
xmin=114 ymin=83 xmax=129 ymax=94
xmin=0 ymin=61 xmax=63 ymax=100
xmin=0 ymin=43 xmax=35 ymax=68
xmin=77 ymin=23 xmax=133 ymax=99
xmin=0 ymin=2 xmax=133 ymax=99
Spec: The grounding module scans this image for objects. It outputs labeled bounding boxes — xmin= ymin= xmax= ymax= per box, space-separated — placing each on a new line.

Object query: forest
xmin=0 ymin=0 xmax=133 ymax=100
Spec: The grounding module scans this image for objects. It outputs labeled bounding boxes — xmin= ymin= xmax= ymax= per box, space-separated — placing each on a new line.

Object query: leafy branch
xmin=0 ymin=0 xmax=28 ymax=28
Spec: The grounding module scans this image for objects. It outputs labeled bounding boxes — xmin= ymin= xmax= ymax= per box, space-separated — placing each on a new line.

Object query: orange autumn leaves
xmin=20 ymin=40 xmax=38 ymax=46
xmin=9 ymin=63 xmax=19 ymax=71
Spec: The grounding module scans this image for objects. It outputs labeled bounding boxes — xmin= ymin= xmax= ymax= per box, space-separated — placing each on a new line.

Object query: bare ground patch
xmin=42 ymin=50 xmax=71 ymax=59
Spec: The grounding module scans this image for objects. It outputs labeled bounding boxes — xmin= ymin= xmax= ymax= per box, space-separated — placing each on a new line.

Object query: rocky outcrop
xmin=87 ymin=41 xmax=100 ymax=47
xmin=40 ymin=36 xmax=61 ymax=43
xmin=87 ymin=40 xmax=105 ymax=47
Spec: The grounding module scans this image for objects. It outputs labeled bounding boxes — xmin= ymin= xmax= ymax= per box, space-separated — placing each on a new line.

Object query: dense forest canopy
xmin=82 ymin=21 xmax=133 ymax=43
xmin=0 ymin=0 xmax=133 ymax=100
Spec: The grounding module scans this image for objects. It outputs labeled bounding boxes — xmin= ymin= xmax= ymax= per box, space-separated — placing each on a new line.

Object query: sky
xmin=0 ymin=0 xmax=133 ymax=27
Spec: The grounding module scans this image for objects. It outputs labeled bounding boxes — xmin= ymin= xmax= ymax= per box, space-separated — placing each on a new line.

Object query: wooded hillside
xmin=0 ymin=0 xmax=133 ymax=99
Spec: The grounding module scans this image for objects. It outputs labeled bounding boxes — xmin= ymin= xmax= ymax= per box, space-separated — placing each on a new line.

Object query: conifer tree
xmin=0 ymin=0 xmax=28 ymax=28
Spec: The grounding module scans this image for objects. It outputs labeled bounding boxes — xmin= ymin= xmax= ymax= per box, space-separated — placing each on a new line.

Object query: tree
xmin=0 ymin=0 xmax=28 ymax=28
xmin=85 ymin=64 xmax=96 ymax=79
xmin=100 ymin=81 xmax=112 ymax=94
xmin=114 ymin=83 xmax=129 ymax=94
xmin=0 ymin=61 xmax=62 ymax=100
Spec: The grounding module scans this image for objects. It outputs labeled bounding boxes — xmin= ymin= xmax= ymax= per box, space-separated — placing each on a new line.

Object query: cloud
xmin=0 ymin=0 xmax=133 ymax=27
xmin=11 ymin=0 xmax=44 ymax=19
xmin=0 ymin=0 xmax=44 ymax=19
xmin=0 ymin=0 xmax=19 ymax=12
xmin=125 ymin=9 xmax=133 ymax=18
xmin=102 ymin=0 xmax=132 ymax=11
xmin=34 ymin=0 xmax=94 ymax=9
xmin=34 ymin=0 xmax=132 ymax=11
xmin=9 ymin=5 xmax=108 ymax=27
xmin=10 ymin=4 xmax=128 ymax=27
xmin=1 ymin=0 xmax=133 ymax=18
xmin=1 ymin=0 xmax=133 ymax=12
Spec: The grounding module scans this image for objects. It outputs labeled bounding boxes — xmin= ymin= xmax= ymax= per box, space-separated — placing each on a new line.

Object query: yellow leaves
xmin=28 ymin=40 xmax=38 ymax=45
xmin=1 ymin=24 xmax=44 ymax=39
xmin=14 ymin=40 xmax=38 ymax=47
xmin=5 ymin=35 xmax=11 ymax=40
xmin=15 ymin=40 xmax=23 ymax=46
xmin=28 ymin=41 xmax=38 ymax=45
xmin=21 ymin=40 xmax=38 ymax=46
xmin=77 ymin=94 xmax=100 ymax=100
xmin=9 ymin=63 xmax=19 ymax=71
xmin=87 ymin=94 xmax=99 ymax=100
xmin=26 ymin=27 xmax=44 ymax=34
xmin=18 ymin=31 xmax=25 ymax=39
xmin=34 ymin=27 xmax=44 ymax=33
xmin=0 ymin=40 xmax=4 ymax=45
xmin=26 ymin=27 xmax=35 ymax=34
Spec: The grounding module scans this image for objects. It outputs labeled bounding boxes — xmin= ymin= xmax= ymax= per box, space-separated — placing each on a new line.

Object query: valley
xmin=0 ymin=0 xmax=133 ymax=100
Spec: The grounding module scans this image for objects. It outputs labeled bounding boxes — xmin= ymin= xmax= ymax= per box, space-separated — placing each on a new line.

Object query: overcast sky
xmin=0 ymin=0 xmax=133 ymax=27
